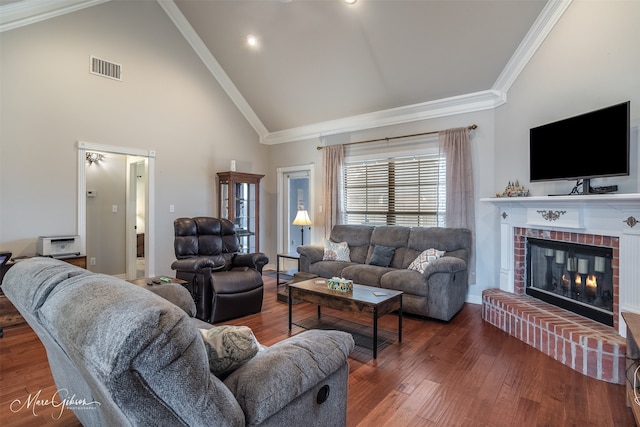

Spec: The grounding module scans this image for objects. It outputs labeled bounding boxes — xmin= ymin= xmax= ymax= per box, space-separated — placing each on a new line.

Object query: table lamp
xmin=292 ymin=209 xmax=312 ymax=245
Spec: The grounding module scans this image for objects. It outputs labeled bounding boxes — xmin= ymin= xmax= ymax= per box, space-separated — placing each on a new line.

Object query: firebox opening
xmin=526 ymin=238 xmax=614 ymax=326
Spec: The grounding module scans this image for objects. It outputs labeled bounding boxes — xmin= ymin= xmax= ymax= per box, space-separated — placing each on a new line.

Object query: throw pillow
xmin=323 ymin=240 xmax=351 ymax=262
xmin=407 ymin=248 xmax=445 ymax=274
xmin=368 ymin=245 xmax=396 ymax=267
xmin=199 ymin=325 xmax=260 ymax=376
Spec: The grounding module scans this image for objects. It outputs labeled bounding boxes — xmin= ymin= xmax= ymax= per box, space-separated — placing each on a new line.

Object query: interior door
xmin=126 ymin=159 xmax=146 ymax=279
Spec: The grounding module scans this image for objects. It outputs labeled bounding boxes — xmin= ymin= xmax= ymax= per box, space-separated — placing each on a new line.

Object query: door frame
xmin=77 ymin=141 xmax=156 ymax=277
xmin=276 ymin=164 xmax=314 ymax=254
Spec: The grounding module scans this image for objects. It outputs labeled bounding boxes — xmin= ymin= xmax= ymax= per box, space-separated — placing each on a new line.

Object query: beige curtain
xmin=322 ymin=144 xmax=344 ymax=239
xmin=439 ymin=127 xmax=476 ymax=284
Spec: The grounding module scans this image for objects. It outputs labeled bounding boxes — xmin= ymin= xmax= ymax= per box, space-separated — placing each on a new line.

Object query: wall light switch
xmin=170 ymin=204 xmax=175 ymax=213
xmin=112 ymin=205 xmax=118 ymax=213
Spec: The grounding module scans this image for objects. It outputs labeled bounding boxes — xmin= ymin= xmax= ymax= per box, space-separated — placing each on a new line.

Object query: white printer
xmin=37 ymin=235 xmax=81 ymax=258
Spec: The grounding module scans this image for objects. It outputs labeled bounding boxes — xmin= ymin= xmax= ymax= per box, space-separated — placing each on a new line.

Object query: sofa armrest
xmin=143 ymin=283 xmax=196 ymax=317
xmin=223 ymin=330 xmax=354 ymax=425
xmin=422 ymin=256 xmax=467 ymax=279
xmin=297 ymin=245 xmax=325 ymax=263
xmin=170 ymin=257 xmax=227 ymax=273
xmin=232 ymin=252 xmax=269 ymax=273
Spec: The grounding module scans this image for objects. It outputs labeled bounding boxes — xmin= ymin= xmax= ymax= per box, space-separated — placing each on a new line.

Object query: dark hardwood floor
xmin=0 ymin=274 xmax=635 ymax=426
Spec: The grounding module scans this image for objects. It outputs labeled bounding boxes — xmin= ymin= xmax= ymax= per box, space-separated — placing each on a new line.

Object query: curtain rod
xmin=316 ymin=124 xmax=477 ymax=150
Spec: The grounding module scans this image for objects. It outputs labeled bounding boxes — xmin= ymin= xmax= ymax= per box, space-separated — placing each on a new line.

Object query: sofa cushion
xmin=329 ymin=225 xmax=374 ymax=264
xmin=144 ymin=282 xmax=197 ymax=317
xmin=380 ymin=269 xmax=430 ymax=297
xmin=368 ymin=245 xmax=396 ymax=267
xmin=407 ymin=248 xmax=445 ymax=274
xmin=323 ymin=240 xmax=351 ymax=262
xmin=309 ymin=260 xmax=354 ymax=279
xmin=200 ymin=326 xmax=260 ymax=376
xmin=211 ymin=268 xmax=263 ymax=294
xmin=341 ymin=264 xmax=392 ymax=287
xmin=367 ymin=226 xmax=410 ymax=268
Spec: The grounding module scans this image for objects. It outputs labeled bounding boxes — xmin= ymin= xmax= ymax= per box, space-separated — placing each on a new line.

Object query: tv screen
xmin=529 ymin=101 xmax=630 ymax=182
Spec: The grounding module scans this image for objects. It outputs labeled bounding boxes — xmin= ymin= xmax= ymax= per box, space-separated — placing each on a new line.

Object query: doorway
xmin=277 ymin=165 xmax=314 ymax=254
xmin=77 ymin=142 xmax=156 ymax=279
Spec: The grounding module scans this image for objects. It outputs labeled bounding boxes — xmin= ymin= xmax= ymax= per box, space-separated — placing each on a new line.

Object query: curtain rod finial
xmin=469 ymin=124 xmax=478 ymax=130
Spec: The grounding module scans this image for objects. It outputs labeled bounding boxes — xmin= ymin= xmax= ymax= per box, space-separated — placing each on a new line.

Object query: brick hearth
xmin=482 ymin=288 xmax=625 ymax=385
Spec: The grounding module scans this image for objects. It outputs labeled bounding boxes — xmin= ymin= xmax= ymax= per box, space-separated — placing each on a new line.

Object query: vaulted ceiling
xmin=1 ymin=0 xmax=572 ymax=144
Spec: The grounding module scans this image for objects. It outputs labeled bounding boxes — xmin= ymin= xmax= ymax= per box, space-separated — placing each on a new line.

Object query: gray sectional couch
xmin=297 ymin=225 xmax=472 ymax=321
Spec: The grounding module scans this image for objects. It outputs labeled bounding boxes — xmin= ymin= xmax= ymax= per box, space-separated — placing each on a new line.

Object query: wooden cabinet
xmin=0 ymin=256 xmax=86 ymax=336
xmin=217 ymin=171 xmax=264 ymax=253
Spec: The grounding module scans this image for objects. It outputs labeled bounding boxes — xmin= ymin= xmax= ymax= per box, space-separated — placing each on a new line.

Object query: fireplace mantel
xmin=482 ymin=193 xmax=640 ymax=335
xmin=481 ymin=193 xmax=640 ymax=210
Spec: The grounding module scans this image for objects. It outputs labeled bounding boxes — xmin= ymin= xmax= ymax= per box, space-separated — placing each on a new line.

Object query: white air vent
xmin=90 ymin=55 xmax=122 ymax=81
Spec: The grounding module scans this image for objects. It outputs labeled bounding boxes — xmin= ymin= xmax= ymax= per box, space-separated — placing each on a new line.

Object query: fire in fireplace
xmin=526 ymin=238 xmax=614 ymax=326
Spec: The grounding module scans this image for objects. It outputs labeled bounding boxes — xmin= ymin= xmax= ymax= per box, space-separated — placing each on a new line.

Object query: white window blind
xmin=343 ymin=153 xmax=446 ymax=227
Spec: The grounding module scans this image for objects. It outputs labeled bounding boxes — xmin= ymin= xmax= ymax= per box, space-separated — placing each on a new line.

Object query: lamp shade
xmin=292 ymin=209 xmax=312 ymax=226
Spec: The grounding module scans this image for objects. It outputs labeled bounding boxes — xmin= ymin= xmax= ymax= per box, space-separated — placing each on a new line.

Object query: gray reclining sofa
xmin=297 ymin=225 xmax=472 ymax=321
xmin=2 ymin=257 xmax=354 ymax=426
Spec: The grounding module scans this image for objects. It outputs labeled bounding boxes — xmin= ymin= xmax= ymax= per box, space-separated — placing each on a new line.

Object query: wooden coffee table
xmin=288 ymin=278 xmax=402 ymax=359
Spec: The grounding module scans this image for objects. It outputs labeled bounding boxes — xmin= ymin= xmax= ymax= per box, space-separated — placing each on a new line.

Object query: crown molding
xmin=0 ymin=0 xmax=109 ymax=32
xmin=492 ymin=0 xmax=572 ymax=93
xmin=261 ymin=90 xmax=506 ymax=145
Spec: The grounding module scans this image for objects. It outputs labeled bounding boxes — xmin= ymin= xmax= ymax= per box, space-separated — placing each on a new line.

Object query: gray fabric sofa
xmin=2 ymin=257 xmax=354 ymax=426
xmin=297 ymin=225 xmax=472 ymax=321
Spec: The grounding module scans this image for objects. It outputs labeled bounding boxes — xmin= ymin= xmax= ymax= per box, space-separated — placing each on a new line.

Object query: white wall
xmin=495 ymin=0 xmax=640 ymax=197
xmin=0 ymin=1 xmax=269 ymax=276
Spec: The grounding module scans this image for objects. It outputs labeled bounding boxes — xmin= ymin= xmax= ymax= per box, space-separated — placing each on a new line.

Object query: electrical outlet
xmin=112 ymin=205 xmax=118 ymax=213
xmin=90 ymin=257 xmax=96 ymax=266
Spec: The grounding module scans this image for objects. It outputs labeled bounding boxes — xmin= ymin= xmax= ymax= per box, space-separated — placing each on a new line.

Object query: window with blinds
xmin=343 ymin=154 xmax=446 ymax=227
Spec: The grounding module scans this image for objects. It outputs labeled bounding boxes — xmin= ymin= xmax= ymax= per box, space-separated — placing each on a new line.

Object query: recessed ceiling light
xmin=344 ymin=0 xmax=357 ymax=4
xmin=247 ymin=34 xmax=258 ymax=48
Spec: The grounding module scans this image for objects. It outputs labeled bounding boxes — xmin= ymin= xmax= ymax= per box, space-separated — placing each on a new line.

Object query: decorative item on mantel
xmin=496 ymin=180 xmax=530 ymax=198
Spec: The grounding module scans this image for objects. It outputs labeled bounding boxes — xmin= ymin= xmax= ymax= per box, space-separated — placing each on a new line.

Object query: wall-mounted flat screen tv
xmin=529 ymin=101 xmax=630 ymax=185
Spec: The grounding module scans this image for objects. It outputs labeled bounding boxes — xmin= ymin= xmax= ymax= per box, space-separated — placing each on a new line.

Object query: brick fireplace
xmin=514 ymin=228 xmax=618 ymax=328
xmin=481 ymin=194 xmax=640 ymax=385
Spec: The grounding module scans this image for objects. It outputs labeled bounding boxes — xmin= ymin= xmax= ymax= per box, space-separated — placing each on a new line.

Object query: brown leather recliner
xmin=171 ymin=217 xmax=268 ymax=323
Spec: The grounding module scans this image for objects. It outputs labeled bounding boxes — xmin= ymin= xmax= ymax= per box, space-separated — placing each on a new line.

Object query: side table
xmin=276 ymin=252 xmax=300 ymax=286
